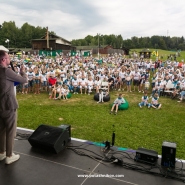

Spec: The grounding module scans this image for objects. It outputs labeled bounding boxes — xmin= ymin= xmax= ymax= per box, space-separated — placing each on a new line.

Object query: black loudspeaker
xmin=161 ymin=141 xmax=176 ymax=168
xmin=28 ymin=124 xmax=71 ymax=153
xmin=58 ymin=124 xmax=71 ymax=142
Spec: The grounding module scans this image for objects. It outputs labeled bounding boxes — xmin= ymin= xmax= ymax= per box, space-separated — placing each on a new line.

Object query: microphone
xmin=111 ymin=125 xmax=115 ymax=146
xmin=10 ymin=61 xmax=20 ymax=86
xmin=112 ymin=132 xmax=115 ymax=146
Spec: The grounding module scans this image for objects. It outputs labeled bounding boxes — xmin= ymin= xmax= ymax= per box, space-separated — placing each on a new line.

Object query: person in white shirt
xmin=94 ymin=76 xmax=102 ymax=93
xmin=47 ymin=68 xmax=55 ymax=78
xmin=73 ymin=64 xmax=79 ymax=73
xmin=98 ymin=72 xmax=105 ymax=82
xmin=79 ymin=76 xmax=87 ymax=94
xmin=22 ymin=73 xmax=29 ymax=94
xmin=40 ymin=71 xmax=47 ymax=91
xmin=182 ymin=63 xmax=185 ymax=71
xmin=87 ymin=76 xmax=94 ymax=95
xmin=125 ymin=70 xmax=132 ymax=92
xmin=34 ymin=68 xmax=41 ymax=94
xmin=146 ymin=61 xmax=151 ymax=71
xmin=144 ymin=78 xmax=150 ymax=94
xmin=60 ymin=68 xmax=66 ymax=79
xmin=110 ymin=93 xmax=126 ymax=115
xmin=27 ymin=68 xmax=35 ymax=93
xmin=133 ymin=70 xmax=141 ymax=91
xmin=150 ymin=62 xmax=155 ymax=73
xmin=72 ymin=76 xmax=79 ymax=94
xmin=61 ymin=85 xmax=69 ymax=99
xmin=138 ymin=92 xmax=150 ymax=108
xmin=156 ymin=77 xmax=166 ymax=96
xmin=151 ymin=93 xmax=162 ymax=109
xmin=118 ymin=69 xmax=126 ymax=91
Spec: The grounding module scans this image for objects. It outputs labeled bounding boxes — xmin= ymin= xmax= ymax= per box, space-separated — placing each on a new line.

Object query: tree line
xmin=72 ymin=35 xmax=185 ymax=51
xmin=0 ymin=21 xmax=185 ymax=50
xmin=0 ymin=21 xmax=52 ymax=48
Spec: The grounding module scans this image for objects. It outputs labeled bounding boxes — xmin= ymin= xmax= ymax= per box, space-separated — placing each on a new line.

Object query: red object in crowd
xmin=178 ymin=62 xmax=183 ymax=68
xmin=48 ymin=77 xmax=56 ymax=85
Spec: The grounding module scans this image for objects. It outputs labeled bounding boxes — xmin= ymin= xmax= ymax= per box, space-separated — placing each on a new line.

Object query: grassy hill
xmin=130 ymin=48 xmax=185 ymax=61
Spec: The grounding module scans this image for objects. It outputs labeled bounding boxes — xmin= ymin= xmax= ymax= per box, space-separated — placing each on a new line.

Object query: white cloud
xmin=0 ymin=0 xmax=185 ymax=41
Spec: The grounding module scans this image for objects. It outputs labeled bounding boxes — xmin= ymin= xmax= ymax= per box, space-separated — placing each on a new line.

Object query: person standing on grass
xmin=40 ymin=70 xmax=47 ymax=91
xmin=140 ymin=71 xmax=147 ymax=93
xmin=125 ymin=70 xmax=132 ymax=92
xmin=144 ymin=78 xmax=150 ymax=94
xmin=110 ymin=93 xmax=126 ymax=115
xmin=22 ymin=73 xmax=28 ymax=94
xmin=118 ymin=68 xmax=126 ymax=91
xmin=0 ymin=50 xmax=28 ymax=164
xmin=133 ymin=70 xmax=141 ymax=92
xmin=34 ymin=68 xmax=41 ymax=94
xmin=27 ymin=68 xmax=35 ymax=93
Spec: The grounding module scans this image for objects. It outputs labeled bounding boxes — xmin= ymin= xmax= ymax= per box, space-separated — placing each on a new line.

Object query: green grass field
xmin=16 ymin=90 xmax=185 ymax=159
xmin=130 ymin=48 xmax=185 ymax=61
xmin=16 ymin=48 xmax=185 ymax=159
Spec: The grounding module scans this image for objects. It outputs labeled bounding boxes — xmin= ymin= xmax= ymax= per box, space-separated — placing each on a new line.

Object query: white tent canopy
xmin=0 ymin=45 xmax=9 ymax=52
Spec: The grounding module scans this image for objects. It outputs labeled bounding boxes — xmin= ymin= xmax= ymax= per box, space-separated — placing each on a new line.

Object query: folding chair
xmin=164 ymin=81 xmax=175 ymax=97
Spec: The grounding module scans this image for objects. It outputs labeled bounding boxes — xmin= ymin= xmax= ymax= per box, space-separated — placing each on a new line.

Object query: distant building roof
xmin=139 ymin=48 xmax=151 ymax=53
xmin=9 ymin=48 xmax=32 ymax=53
xmin=32 ymin=33 xmax=71 ymax=44
xmin=76 ymin=45 xmax=110 ymax=50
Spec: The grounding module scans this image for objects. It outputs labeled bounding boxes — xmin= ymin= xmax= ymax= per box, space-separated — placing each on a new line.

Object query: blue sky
xmin=0 ymin=0 xmax=185 ymax=41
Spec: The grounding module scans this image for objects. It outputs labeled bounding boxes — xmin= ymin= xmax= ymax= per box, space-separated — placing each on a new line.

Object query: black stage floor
xmin=0 ymin=127 xmax=185 ymax=185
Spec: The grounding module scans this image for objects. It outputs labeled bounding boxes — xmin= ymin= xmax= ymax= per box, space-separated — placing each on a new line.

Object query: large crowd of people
xmin=1 ymin=50 xmax=184 ymax=165
xmin=10 ymin=53 xmax=185 ymax=103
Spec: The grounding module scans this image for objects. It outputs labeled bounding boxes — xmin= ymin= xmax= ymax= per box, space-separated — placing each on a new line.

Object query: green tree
xmin=20 ymin=23 xmax=35 ymax=48
xmin=1 ymin=20 xmax=185 ymax=51
xmin=159 ymin=38 xmax=167 ymax=50
xmin=178 ymin=43 xmax=185 ymax=50
xmin=0 ymin=21 xmax=19 ymax=48
xmin=84 ymin=35 xmax=93 ymax=45
xmin=115 ymin=34 xmax=123 ymax=48
xmin=0 ymin=21 xmax=49 ymax=48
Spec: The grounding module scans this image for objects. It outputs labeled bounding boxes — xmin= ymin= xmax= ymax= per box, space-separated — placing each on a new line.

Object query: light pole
xmin=0 ymin=24 xmax=2 ymax=44
xmin=5 ymin=39 xmax=10 ymax=49
xmin=97 ymin=33 xmax=100 ymax=59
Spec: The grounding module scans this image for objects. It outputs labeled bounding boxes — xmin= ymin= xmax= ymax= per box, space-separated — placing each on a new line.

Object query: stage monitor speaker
xmin=28 ymin=124 xmax=71 ymax=153
xmin=161 ymin=141 xmax=176 ymax=168
xmin=58 ymin=124 xmax=71 ymax=142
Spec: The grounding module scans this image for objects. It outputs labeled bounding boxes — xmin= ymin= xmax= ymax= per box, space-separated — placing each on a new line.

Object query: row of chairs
xmin=163 ymin=81 xmax=181 ymax=99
